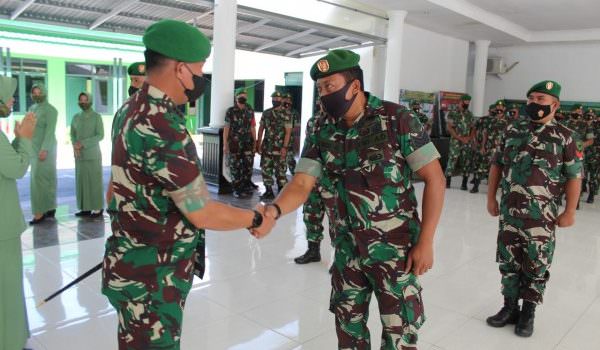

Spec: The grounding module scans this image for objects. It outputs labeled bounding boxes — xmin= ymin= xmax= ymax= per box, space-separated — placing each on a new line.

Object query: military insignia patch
xmin=546 ymin=81 xmax=553 ymax=90
xmin=139 ymin=64 xmax=146 ymax=74
xmin=317 ymin=59 xmax=330 ymax=73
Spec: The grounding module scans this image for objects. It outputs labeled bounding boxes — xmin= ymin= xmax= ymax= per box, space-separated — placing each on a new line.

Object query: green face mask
xmin=0 ymin=101 xmax=10 ymax=118
xmin=32 ymin=95 xmax=45 ymax=103
xmin=78 ymin=102 xmax=91 ymax=111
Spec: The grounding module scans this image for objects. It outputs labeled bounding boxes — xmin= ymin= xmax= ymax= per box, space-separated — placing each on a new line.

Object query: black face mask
xmin=525 ymin=102 xmax=553 ymax=121
xmin=179 ymin=64 xmax=207 ymax=102
xmin=412 ymin=107 xmax=420 ymax=112
xmin=283 ymin=102 xmax=291 ymax=109
xmin=272 ymin=100 xmax=282 ymax=108
xmin=237 ymin=97 xmax=247 ymax=104
xmin=320 ymin=81 xmax=357 ymax=119
xmin=128 ymin=86 xmax=140 ymax=96
xmin=508 ymin=111 xmax=516 ymax=117
xmin=462 ymin=103 xmax=470 ymax=109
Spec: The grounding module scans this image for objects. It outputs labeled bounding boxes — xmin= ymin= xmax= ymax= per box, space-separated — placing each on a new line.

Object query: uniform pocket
xmin=397 ymin=273 xmax=426 ymax=329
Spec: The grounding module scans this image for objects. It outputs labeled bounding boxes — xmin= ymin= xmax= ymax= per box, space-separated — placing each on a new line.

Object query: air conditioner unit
xmin=487 ymin=57 xmax=505 ymax=74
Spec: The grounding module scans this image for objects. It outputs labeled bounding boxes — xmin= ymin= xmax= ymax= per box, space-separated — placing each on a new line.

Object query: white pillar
xmin=209 ymin=0 xmax=237 ymax=127
xmin=383 ymin=10 xmax=407 ymax=102
xmin=370 ymin=45 xmax=386 ymax=98
xmin=471 ymin=40 xmax=490 ymax=117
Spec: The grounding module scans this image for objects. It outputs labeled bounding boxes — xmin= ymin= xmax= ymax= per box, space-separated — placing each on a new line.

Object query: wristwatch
xmin=248 ymin=210 xmax=263 ymax=229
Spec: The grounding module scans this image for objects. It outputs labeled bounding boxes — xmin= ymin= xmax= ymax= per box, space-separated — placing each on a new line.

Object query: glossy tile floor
xmin=18 ymin=176 xmax=600 ymax=350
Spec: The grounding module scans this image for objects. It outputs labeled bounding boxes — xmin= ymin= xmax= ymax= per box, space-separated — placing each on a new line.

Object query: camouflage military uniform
xmin=469 ymin=116 xmax=491 ymax=181
xmin=445 ymin=108 xmax=474 ymax=177
xmin=260 ymin=107 xmax=292 ymax=189
xmin=484 ymin=116 xmax=508 ymax=176
xmin=287 ymin=108 xmax=301 ymax=175
xmin=103 ymin=84 xmax=209 ymax=349
xmin=565 ymin=117 xmax=594 ymax=186
xmin=225 ymin=104 xmax=255 ymax=192
xmin=492 ymin=118 xmax=582 ymax=304
xmin=303 ymin=185 xmax=326 ymax=243
xmin=296 ymin=94 xmax=440 ymax=349
xmin=587 ymin=118 xmax=600 ymax=196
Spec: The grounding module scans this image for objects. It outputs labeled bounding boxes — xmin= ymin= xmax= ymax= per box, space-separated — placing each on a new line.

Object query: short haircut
xmin=339 ymin=67 xmax=364 ymax=91
xmin=78 ymin=92 xmax=88 ymax=100
xmin=144 ymin=49 xmax=170 ymax=73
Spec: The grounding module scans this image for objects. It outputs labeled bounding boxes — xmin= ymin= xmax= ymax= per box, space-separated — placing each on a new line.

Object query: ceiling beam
xmin=285 ymin=35 xmax=347 ymax=57
xmin=254 ymin=28 xmax=317 ymax=52
xmin=10 ymin=0 xmax=37 ymax=20
xmin=237 ymin=18 xmax=269 ymax=35
xmin=89 ymin=0 xmax=139 ymax=30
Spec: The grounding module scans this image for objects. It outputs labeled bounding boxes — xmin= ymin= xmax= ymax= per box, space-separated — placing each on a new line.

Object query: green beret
xmin=0 ymin=76 xmax=17 ymax=103
xmin=572 ymin=104 xmax=583 ymax=110
xmin=510 ymin=104 xmax=518 ymax=109
xmin=128 ymin=62 xmax=146 ymax=76
xmin=587 ymin=108 xmax=595 ymax=114
xmin=557 ymin=108 xmax=564 ymax=114
xmin=235 ymin=88 xmax=246 ymax=96
xmin=461 ymin=94 xmax=471 ymax=101
xmin=143 ymin=19 xmax=211 ymax=62
xmin=271 ymin=91 xmax=282 ymax=98
xmin=526 ymin=80 xmax=561 ymax=100
xmin=283 ymin=92 xmax=292 ymax=99
xmin=310 ymin=49 xmax=360 ymax=81
xmin=495 ymin=99 xmax=505 ymax=106
xmin=488 ymin=104 xmax=495 ymax=110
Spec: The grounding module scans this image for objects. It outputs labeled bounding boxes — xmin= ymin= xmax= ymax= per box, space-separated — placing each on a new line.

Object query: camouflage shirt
xmin=493 ymin=118 xmax=582 ymax=220
xmin=487 ymin=116 xmax=508 ymax=150
xmin=447 ymin=109 xmax=474 ymax=137
xmin=260 ymin=107 xmax=292 ymax=154
xmin=107 ymin=83 xmax=210 ymax=279
xmin=296 ymin=93 xmax=440 ymax=262
xmin=225 ymin=104 xmax=255 ymax=153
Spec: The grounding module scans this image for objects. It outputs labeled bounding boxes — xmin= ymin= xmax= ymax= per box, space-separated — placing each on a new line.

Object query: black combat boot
xmin=470 ymin=179 xmax=480 ymax=193
xmin=587 ymin=192 xmax=595 ymax=204
xmin=486 ymin=297 xmax=520 ymax=328
xmin=294 ymin=241 xmax=321 ymax=264
xmin=461 ymin=176 xmax=469 ymax=190
xmin=515 ymin=301 xmax=536 ymax=337
xmin=260 ymin=186 xmax=275 ymax=200
xmin=582 ymin=180 xmax=588 ymax=193
xmin=446 ymin=176 xmax=451 ymax=188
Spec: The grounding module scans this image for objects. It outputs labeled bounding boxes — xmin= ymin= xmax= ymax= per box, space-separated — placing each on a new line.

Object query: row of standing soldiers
xmin=445 ymin=97 xmax=599 ymax=203
xmin=223 ymin=89 xmax=300 ymax=199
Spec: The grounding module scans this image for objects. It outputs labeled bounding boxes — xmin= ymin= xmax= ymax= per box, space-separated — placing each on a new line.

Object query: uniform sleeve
xmin=144 ymin=113 xmax=210 ymax=214
xmin=80 ymin=113 xmax=104 ymax=148
xmin=586 ymin=125 xmax=594 ymax=140
xmin=0 ymin=133 xmax=34 ymax=180
xmin=398 ymin=112 xmax=440 ymax=172
xmin=283 ymin=110 xmax=293 ymax=129
xmin=296 ymin=117 xmax=322 ymax=178
xmin=562 ymin=133 xmax=583 ymax=179
xmin=41 ymin=106 xmax=58 ymax=151
xmin=224 ymin=108 xmax=232 ymax=126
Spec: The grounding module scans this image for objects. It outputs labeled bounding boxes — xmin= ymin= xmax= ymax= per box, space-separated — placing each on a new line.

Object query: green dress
xmin=70 ymin=106 xmax=104 ymax=211
xmin=29 ymin=84 xmax=57 ymax=214
xmin=0 ymin=76 xmax=34 ymax=349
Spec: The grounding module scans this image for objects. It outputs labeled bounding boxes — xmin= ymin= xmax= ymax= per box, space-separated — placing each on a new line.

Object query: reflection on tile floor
xmin=20 ymin=178 xmax=600 ymax=349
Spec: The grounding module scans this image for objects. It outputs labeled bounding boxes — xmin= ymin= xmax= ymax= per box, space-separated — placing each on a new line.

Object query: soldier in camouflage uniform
xmin=127 ymin=62 xmax=146 ymax=96
xmin=283 ymin=92 xmax=300 ymax=175
xmin=587 ymin=112 xmax=600 ymax=203
xmin=583 ymin=109 xmax=599 ymax=202
xmin=224 ymin=89 xmax=256 ymax=198
xmin=445 ymin=94 xmax=474 ymax=190
xmin=103 ymin=20 xmax=272 ymax=350
xmin=486 ymin=80 xmax=582 ymax=338
xmin=259 ymin=49 xmax=446 ymax=349
xmin=410 ymin=100 xmax=431 ymax=135
xmin=565 ymin=104 xmax=594 ymax=199
xmin=467 ymin=105 xmax=493 ymax=193
xmin=473 ymin=102 xmax=509 ymax=193
xmin=507 ymin=103 xmax=521 ymax=121
xmin=257 ymin=91 xmax=293 ymax=199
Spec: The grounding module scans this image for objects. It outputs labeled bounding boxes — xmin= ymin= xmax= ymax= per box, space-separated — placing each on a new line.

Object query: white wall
xmin=484 ymin=42 xmax=600 ymax=106
xmin=399 ymin=24 xmax=469 ymax=94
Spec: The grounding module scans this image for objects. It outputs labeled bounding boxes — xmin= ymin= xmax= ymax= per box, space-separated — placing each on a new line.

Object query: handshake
xmin=248 ymin=202 xmax=281 ymax=239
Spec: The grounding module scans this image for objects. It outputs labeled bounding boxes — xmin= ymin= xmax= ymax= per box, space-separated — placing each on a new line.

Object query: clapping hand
xmin=14 ymin=112 xmax=36 ymax=139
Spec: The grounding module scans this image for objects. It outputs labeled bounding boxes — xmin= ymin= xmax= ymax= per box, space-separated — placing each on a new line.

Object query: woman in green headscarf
xmin=0 ymin=76 xmax=37 ymax=350
xmin=29 ymin=83 xmax=58 ymax=224
xmin=70 ymin=92 xmax=104 ymax=217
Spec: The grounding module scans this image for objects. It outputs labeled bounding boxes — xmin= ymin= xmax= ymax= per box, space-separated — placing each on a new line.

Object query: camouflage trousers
xmin=468 ymin=149 xmax=490 ymax=180
xmin=496 ymin=216 xmax=556 ymax=305
xmin=444 ymin=139 xmax=472 ymax=177
xmin=287 ymin=149 xmax=297 ymax=175
xmin=229 ymin=150 xmax=254 ymax=192
xmin=584 ymin=158 xmax=600 ymax=195
xmin=330 ymin=245 xmax=425 ymax=349
xmin=303 ymin=187 xmax=325 ymax=242
xmin=261 ymin=152 xmax=288 ymax=188
xmin=102 ymin=235 xmax=197 ymax=349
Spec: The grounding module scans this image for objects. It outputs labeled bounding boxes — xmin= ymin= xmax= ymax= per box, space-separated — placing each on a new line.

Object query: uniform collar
xmin=144 ymin=83 xmax=183 ymax=117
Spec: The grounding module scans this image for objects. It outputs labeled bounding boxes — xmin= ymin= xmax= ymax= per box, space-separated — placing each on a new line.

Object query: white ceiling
xmin=349 ymin=0 xmax=600 ymax=46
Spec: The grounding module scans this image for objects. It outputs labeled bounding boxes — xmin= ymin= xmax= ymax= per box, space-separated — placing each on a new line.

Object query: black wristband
xmin=247 ymin=210 xmax=263 ymax=229
xmin=266 ymin=203 xmax=282 ymax=220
